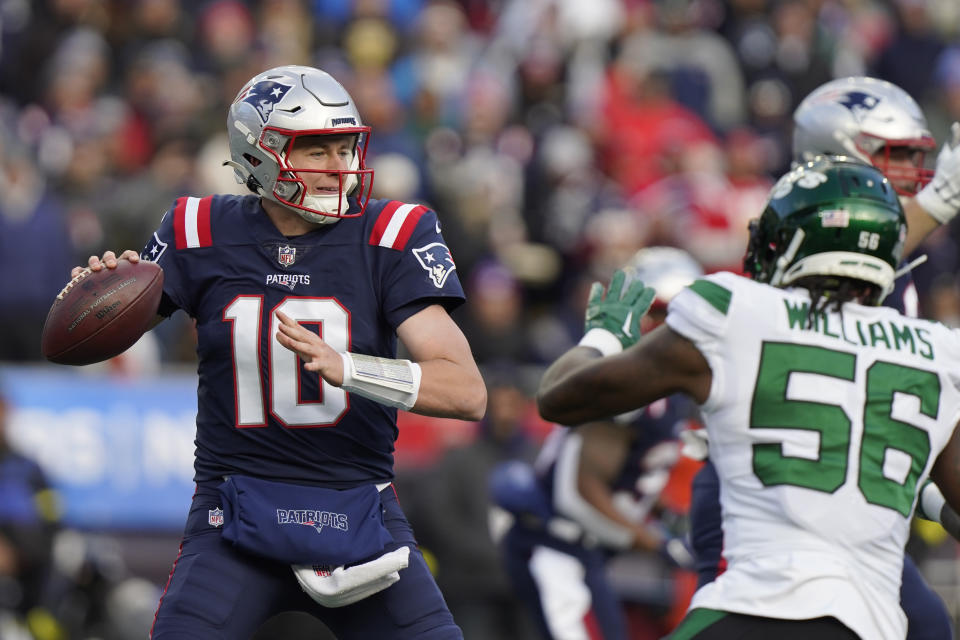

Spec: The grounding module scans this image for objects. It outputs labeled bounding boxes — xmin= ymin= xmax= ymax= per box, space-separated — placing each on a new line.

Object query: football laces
xmin=56 ymin=267 xmax=94 ymax=301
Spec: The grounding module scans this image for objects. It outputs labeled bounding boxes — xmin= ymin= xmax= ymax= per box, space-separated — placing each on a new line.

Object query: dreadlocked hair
xmin=793 ymin=276 xmax=883 ymax=330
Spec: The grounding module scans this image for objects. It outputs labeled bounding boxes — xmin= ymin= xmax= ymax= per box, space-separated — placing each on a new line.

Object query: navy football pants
xmin=150 ymin=483 xmax=462 ymax=640
xmin=500 ymin=524 xmax=626 ymax=640
xmin=689 ymin=460 xmax=954 ymax=640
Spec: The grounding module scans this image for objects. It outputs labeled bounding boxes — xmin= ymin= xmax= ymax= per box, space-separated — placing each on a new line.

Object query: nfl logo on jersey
xmin=278 ymin=245 xmax=296 ymax=267
xmin=208 ymin=508 xmax=224 ymax=527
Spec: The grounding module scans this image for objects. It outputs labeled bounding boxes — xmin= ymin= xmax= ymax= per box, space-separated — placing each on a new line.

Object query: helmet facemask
xmin=265 ymin=127 xmax=373 ymax=224
xmin=854 ymin=134 xmax=935 ymax=196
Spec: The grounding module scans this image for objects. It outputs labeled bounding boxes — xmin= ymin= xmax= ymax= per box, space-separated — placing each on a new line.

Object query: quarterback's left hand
xmin=917 ymin=122 xmax=960 ymax=224
xmin=583 ymin=269 xmax=655 ymax=350
xmin=275 ymin=310 xmax=345 ymax=384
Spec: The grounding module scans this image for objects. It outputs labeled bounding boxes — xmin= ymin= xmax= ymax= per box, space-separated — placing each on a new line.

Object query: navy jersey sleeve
xmin=372 ymin=205 xmax=466 ymax=328
xmin=139 ymin=200 xmax=190 ymax=316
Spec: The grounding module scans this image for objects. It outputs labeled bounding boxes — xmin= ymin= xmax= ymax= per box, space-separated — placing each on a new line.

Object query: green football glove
xmin=583 ymin=269 xmax=656 ymax=350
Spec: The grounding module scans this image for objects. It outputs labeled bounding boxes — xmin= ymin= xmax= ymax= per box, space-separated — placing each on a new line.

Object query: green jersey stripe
xmin=690 ymin=279 xmax=731 ymax=315
xmin=668 ymin=608 xmax=729 ymax=639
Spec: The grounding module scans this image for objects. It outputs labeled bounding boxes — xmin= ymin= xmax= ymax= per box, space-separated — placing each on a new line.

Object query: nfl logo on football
xmin=208 ymin=508 xmax=224 ymax=527
xmin=278 ymin=245 xmax=296 ymax=267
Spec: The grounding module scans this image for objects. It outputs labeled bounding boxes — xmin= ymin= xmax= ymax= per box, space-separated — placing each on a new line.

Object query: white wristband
xmin=919 ymin=481 xmax=946 ymax=524
xmin=340 ymin=352 xmax=422 ymax=411
xmin=578 ymin=328 xmax=623 ymax=357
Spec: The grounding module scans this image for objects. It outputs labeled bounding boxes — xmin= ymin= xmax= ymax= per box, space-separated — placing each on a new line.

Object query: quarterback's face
xmin=871 ymin=146 xmax=925 ymax=195
xmin=286 ymin=134 xmax=356 ymax=193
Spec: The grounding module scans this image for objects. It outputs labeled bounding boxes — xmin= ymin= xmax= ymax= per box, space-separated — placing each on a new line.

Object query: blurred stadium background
xmin=2 ymin=0 xmax=960 ymax=638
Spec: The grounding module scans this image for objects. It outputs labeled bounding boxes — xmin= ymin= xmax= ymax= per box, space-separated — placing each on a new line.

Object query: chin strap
xmin=222 ymin=160 xmax=265 ymax=196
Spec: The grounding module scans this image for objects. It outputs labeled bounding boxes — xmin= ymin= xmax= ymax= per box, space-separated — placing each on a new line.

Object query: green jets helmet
xmin=743 ymin=155 xmax=907 ymax=303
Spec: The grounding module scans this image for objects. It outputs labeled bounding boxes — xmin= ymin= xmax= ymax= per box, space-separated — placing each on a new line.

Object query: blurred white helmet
xmin=624 ymin=246 xmax=703 ymax=307
xmin=793 ymin=76 xmax=934 ymax=195
xmin=226 ymin=65 xmax=373 ymax=224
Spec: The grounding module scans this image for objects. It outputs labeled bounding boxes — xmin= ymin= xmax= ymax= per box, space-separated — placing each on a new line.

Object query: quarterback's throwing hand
xmin=584 ymin=269 xmax=655 ymax=350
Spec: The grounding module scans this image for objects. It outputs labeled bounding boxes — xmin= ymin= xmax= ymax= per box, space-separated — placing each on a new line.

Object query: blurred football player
xmin=537 ymin=157 xmax=960 ymax=639
xmin=689 ymin=76 xmax=960 ymax=640
xmin=70 ymin=65 xmax=485 ymax=640
xmin=792 ymin=77 xmax=960 ymax=257
xmin=491 ymin=247 xmax=702 ymax=640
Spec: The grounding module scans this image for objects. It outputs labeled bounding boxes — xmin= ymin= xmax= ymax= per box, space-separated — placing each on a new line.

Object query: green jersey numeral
xmin=750 ymin=342 xmax=937 ymax=516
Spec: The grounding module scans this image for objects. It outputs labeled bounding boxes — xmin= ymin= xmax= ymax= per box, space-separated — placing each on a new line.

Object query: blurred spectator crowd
xmin=3 ymin=0 xmax=960 ymax=368
xmin=5 ymin=1 xmax=960 ymax=637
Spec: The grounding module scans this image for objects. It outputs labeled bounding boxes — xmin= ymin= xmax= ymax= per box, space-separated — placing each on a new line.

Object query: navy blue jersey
xmin=534 ymin=395 xmax=691 ymax=530
xmin=884 ymin=272 xmax=918 ymax=317
xmin=140 ymin=195 xmax=464 ymax=486
xmin=609 ymin=395 xmax=697 ymax=496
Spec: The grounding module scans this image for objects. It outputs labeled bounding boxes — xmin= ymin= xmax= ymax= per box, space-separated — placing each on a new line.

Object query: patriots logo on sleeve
xmin=413 ymin=242 xmax=456 ymax=288
xmin=141 ymin=232 xmax=168 ymax=263
xmin=238 ymin=80 xmax=293 ymax=123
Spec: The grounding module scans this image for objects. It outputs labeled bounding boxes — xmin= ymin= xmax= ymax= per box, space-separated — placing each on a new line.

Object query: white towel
xmin=293 ymin=546 xmax=411 ymax=608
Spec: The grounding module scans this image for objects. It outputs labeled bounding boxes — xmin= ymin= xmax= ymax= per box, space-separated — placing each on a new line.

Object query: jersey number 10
xmin=224 ymin=296 xmax=349 ymax=427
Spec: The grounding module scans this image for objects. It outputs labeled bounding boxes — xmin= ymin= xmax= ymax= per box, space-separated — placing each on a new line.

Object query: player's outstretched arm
xmin=537 ymin=324 xmax=711 ymax=426
xmin=276 ymin=304 xmax=486 ymax=421
xmin=538 ymin=270 xmax=710 ymax=425
xmin=395 ymin=304 xmax=486 ymax=421
xmin=905 ymin=122 xmax=960 ymax=255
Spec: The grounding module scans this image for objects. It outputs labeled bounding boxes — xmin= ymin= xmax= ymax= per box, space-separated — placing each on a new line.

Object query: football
xmin=41 ymin=259 xmax=164 ymax=366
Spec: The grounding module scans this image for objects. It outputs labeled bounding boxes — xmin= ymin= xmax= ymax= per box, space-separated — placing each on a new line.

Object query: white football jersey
xmin=666 ymin=271 xmax=960 ymax=640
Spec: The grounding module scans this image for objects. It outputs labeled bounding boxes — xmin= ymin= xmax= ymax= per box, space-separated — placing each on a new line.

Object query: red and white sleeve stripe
xmin=173 ymin=196 xmax=213 ymax=249
xmin=368 ymin=201 xmax=428 ymax=250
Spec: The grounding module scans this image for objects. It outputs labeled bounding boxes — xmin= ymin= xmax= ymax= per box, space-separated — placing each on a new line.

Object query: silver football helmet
xmin=624 ymin=246 xmax=703 ymax=307
xmin=226 ymin=65 xmax=373 ymax=224
xmin=793 ymin=76 xmax=934 ymax=195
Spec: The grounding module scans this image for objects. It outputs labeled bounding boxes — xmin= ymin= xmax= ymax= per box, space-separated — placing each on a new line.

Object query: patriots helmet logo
xmin=413 ymin=242 xmax=457 ymax=288
xmin=239 ymin=80 xmax=293 ymax=123
xmin=836 ymin=91 xmax=879 ymax=114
